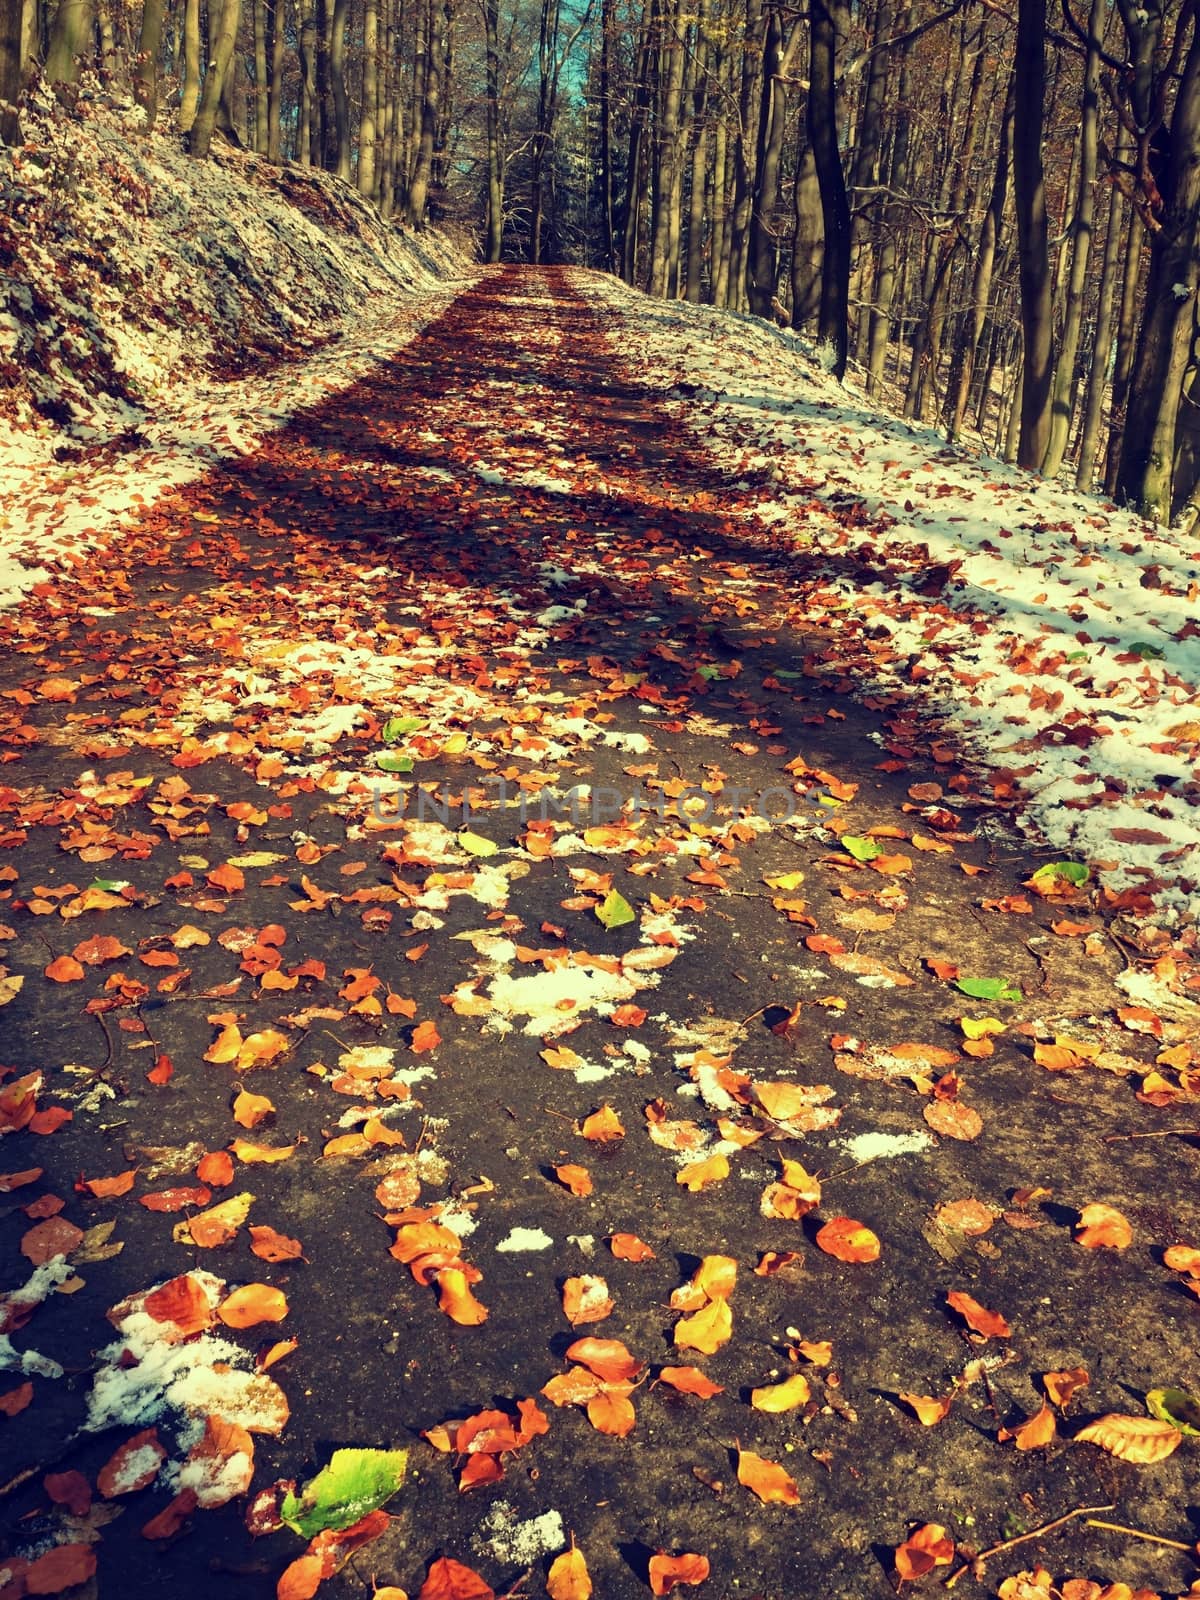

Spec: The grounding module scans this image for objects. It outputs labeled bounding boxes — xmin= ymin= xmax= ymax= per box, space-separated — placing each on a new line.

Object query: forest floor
xmin=2 ymin=265 xmax=1200 ymax=1600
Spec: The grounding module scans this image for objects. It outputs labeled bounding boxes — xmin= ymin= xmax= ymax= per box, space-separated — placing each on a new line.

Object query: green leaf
xmin=1030 ymin=861 xmax=1089 ymax=887
xmin=954 ymin=976 xmax=1023 ymax=1003
xmin=595 ymin=889 xmax=636 ymax=930
xmin=88 ymin=878 xmax=131 ymax=892
xmin=697 ymin=665 xmax=722 ymax=680
xmin=1146 ymin=1387 xmax=1200 ymax=1437
xmin=280 ymin=1447 xmax=409 ymax=1538
xmin=1065 ymin=650 xmax=1089 ymax=663
xmin=1130 ymin=642 xmax=1165 ymax=661
xmin=459 ymin=831 xmax=498 ymax=857
xmin=381 ymin=716 xmax=423 ymax=743
xmin=375 ymin=753 xmax=414 ymax=773
xmin=841 ymin=835 xmax=882 ymax=862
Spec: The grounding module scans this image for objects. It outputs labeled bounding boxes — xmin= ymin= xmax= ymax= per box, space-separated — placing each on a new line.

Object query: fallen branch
xmin=944 ymin=1502 xmax=1116 ymax=1588
xmin=1085 ymin=1518 xmax=1196 ymax=1554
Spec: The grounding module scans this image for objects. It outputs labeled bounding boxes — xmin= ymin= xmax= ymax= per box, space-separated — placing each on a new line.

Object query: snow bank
xmin=0 ymin=81 xmax=475 ymax=605
xmin=582 ymin=273 xmax=1200 ymax=927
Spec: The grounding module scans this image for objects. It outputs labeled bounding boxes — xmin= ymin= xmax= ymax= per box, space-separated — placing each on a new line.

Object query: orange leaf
xmin=144 ymin=1274 xmax=216 ymax=1337
xmin=250 ymin=1224 xmax=305 ymax=1262
xmin=899 ymin=1393 xmax=953 ymax=1426
xmin=233 ymin=1090 xmax=275 ymax=1129
xmin=1075 ymin=1203 xmax=1132 ymax=1250
xmin=197 ymin=1150 xmax=235 ymax=1187
xmin=259 ymin=1337 xmax=299 ymax=1371
xmin=436 ymin=1267 xmax=489 ymax=1326
xmin=546 ymin=1542 xmax=592 ymax=1600
xmin=277 ymin=1553 xmax=325 ymax=1600
xmin=586 ymin=1389 xmax=636 ymax=1436
xmin=230 ymin=1138 xmax=296 ymax=1164
xmin=673 ymin=1297 xmax=732 ymax=1355
xmin=648 ymin=1553 xmax=710 ymax=1596
xmin=1043 ymin=1367 xmax=1089 ymax=1409
xmin=411 ymin=1020 xmax=441 ymax=1053
xmin=609 ymin=1232 xmax=655 ymax=1261
xmin=218 ymin=1284 xmax=289 ymax=1328
xmin=1164 ymin=1245 xmax=1200 ymax=1275
xmin=923 ymin=1100 xmax=983 ymax=1140
xmin=98 ymin=1428 xmax=166 ymax=1496
xmin=815 ymin=1217 xmax=880 ymax=1263
xmin=736 ymin=1448 xmax=800 ymax=1505
xmin=580 ymin=1104 xmax=625 ymax=1141
xmin=555 ymin=1164 xmax=593 ymax=1197
xmin=562 ymin=1276 xmax=614 ymax=1326
xmin=1003 ymin=1402 xmax=1057 ymax=1451
xmin=565 ymin=1337 xmax=643 ymax=1383
xmin=22 ymin=1544 xmax=97 ymax=1595
xmin=946 ymin=1290 xmax=1010 ymax=1338
xmin=656 ymin=1367 xmax=724 ymax=1398
xmin=44 ymin=956 xmax=85 ymax=983
xmin=894 ymin=1524 xmax=955 ymax=1582
xmin=80 ymin=1169 xmax=136 ymax=1198
xmin=207 ymin=863 xmax=245 ymax=893
xmin=676 ymin=1152 xmax=729 ymax=1191
xmin=417 ymin=1556 xmax=495 ymax=1600
xmin=0 ymin=1381 xmax=33 ymax=1416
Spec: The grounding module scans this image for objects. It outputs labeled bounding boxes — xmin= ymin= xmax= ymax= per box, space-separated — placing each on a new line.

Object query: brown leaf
xmin=249 ymin=1224 xmax=305 ymax=1262
xmin=98 ymin=1427 xmax=167 ymax=1496
xmin=923 ymin=1100 xmax=983 ymax=1140
xmin=1005 ymin=1402 xmax=1057 ymax=1451
xmin=22 ymin=1543 xmax=97 ymax=1595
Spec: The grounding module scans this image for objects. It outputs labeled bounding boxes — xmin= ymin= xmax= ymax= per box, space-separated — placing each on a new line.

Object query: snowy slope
xmin=582 ymin=274 xmax=1200 ymax=929
xmin=0 ymin=82 xmax=475 ymax=604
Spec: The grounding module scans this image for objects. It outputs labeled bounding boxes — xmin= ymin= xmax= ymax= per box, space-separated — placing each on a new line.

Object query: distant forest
xmin=2 ymin=0 xmax=1197 ymax=523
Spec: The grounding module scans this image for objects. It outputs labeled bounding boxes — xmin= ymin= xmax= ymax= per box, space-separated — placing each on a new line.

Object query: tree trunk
xmin=407 ymin=0 xmax=440 ymax=225
xmin=189 ymin=0 xmax=241 ymax=156
xmin=865 ymin=2 xmax=914 ymax=394
xmin=250 ymin=0 xmax=267 ymax=149
xmin=1 ymin=0 xmax=23 ymax=141
xmin=598 ymin=0 xmax=615 ymax=270
xmin=1041 ymin=0 xmax=1104 ymax=476
xmin=329 ymin=0 xmax=349 ymax=176
xmin=946 ymin=75 xmax=1013 ymax=439
xmin=648 ymin=0 xmax=686 ymax=295
xmin=808 ymin=0 xmax=850 ymax=377
xmin=846 ymin=0 xmax=890 ymax=352
xmin=483 ymin=0 xmax=503 ymax=258
xmin=791 ymin=125 xmax=823 ymax=330
xmin=265 ymin=0 xmax=284 ymax=162
xmin=297 ymin=0 xmax=315 ymax=160
xmin=1116 ymin=25 xmax=1200 ymax=521
xmin=727 ymin=0 xmax=763 ymax=310
xmin=682 ymin=0 xmax=708 ymax=300
xmin=44 ymin=0 xmax=92 ymax=82
xmin=1012 ymin=0 xmax=1054 ymax=470
xmin=748 ymin=9 xmax=797 ymax=318
xmin=1074 ymin=171 xmax=1125 ymax=491
xmin=709 ymin=46 xmax=731 ymax=304
xmin=359 ymin=0 xmax=378 ymax=194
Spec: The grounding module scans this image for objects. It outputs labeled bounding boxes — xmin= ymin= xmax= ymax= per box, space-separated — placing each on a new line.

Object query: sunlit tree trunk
xmin=1012 ymin=0 xmax=1053 ymax=469
xmin=44 ymin=0 xmax=92 ymax=82
xmin=189 ymin=0 xmax=241 ymax=155
xmin=1 ymin=0 xmax=24 ymax=141
xmin=808 ymin=0 xmax=849 ymax=376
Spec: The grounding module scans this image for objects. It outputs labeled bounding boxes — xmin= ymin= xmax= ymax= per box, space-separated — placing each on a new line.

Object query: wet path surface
xmin=0 ymin=266 xmax=1195 ymax=1600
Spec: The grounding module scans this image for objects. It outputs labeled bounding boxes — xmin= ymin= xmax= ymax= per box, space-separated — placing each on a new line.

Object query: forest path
xmin=0 ymin=265 xmax=1193 ymax=1600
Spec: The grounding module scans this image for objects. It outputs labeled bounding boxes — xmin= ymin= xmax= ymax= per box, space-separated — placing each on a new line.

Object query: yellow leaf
xmin=960 ymin=1016 xmax=1005 ymax=1040
xmin=547 ymin=1543 xmax=592 ymax=1600
xmin=228 ymin=1138 xmax=295 ymax=1164
xmin=676 ymin=1153 xmax=729 ymax=1192
xmin=750 ymin=1373 xmax=811 ymax=1412
xmin=673 ymin=1297 xmax=732 ymax=1355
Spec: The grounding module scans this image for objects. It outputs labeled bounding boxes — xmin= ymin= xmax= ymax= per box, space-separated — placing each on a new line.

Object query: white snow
xmin=836 ymin=1130 xmax=935 ymax=1162
xmin=580 ymin=270 xmax=1200 ymax=926
xmin=495 ymin=1227 xmax=554 ymax=1252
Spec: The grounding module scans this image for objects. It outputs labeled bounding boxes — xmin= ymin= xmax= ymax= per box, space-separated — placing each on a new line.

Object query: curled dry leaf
xmin=648 ymin=1553 xmax=710 ymax=1595
xmin=999 ymin=1402 xmax=1057 ymax=1451
xmin=1074 ymin=1413 xmax=1182 ymax=1463
xmin=435 ymin=1267 xmax=489 ymax=1326
xmin=815 ymin=1217 xmax=881 ymax=1263
xmin=1075 ymin=1203 xmax=1133 ymax=1250
xmin=899 ymin=1392 xmax=953 ymax=1426
xmin=894 ymin=1524 xmax=955 ymax=1582
xmin=736 ymin=1448 xmax=800 ymax=1505
xmin=1163 ymin=1244 xmax=1200 ymax=1275
xmin=1043 ymin=1368 xmax=1089 ymax=1410
xmin=564 ymin=1337 xmax=642 ymax=1383
xmin=946 ymin=1290 xmax=1010 ymax=1338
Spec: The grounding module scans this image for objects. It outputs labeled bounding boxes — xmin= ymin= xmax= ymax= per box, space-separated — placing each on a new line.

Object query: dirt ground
xmin=1 ymin=266 xmax=1199 ymax=1600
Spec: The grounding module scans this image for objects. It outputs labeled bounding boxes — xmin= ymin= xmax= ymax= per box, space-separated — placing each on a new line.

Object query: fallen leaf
xmin=417 ymin=1555 xmax=495 ymax=1600
xmin=98 ymin=1427 xmax=167 ymax=1496
xmin=546 ymin=1541 xmax=592 ymax=1600
xmin=736 ymin=1448 xmax=799 ymax=1505
xmin=609 ymin=1232 xmax=655 ymax=1261
xmin=1075 ymin=1413 xmax=1182 ymax=1463
xmin=750 ymin=1373 xmax=811 ymax=1412
xmin=655 ymin=1367 xmax=723 ymax=1398
xmin=895 ymin=1524 xmax=955 ymax=1581
xmin=899 ymin=1392 xmax=953 ymax=1426
xmin=580 ymin=1104 xmax=625 ymax=1141
xmin=1075 ymin=1203 xmax=1132 ymax=1250
xmin=218 ymin=1284 xmax=289 ymax=1328
xmin=648 ymin=1552 xmax=710 ymax=1595
xmin=946 ymin=1290 xmax=1010 ymax=1338
xmin=815 ymin=1217 xmax=880 ymax=1263
xmin=554 ymin=1164 xmax=593 ymax=1197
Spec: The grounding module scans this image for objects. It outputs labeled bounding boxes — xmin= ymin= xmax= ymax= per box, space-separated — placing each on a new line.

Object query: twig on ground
xmin=1085 ymin=1518 xmax=1195 ymax=1553
xmin=1102 ymin=1128 xmax=1200 ymax=1143
xmin=944 ymin=1502 xmax=1116 ymax=1588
